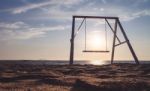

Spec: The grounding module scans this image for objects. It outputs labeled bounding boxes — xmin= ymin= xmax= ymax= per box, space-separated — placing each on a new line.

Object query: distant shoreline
xmin=0 ymin=60 xmax=149 ymax=65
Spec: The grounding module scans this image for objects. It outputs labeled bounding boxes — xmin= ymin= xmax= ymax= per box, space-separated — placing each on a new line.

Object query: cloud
xmin=0 ymin=22 xmax=69 ymax=40
xmin=133 ymin=9 xmax=150 ymax=16
xmin=1 ymin=0 xmax=149 ymax=22
xmin=12 ymin=1 xmax=52 ymax=14
xmin=11 ymin=0 xmax=83 ymax=14
xmin=119 ymin=9 xmax=150 ymax=21
xmin=0 ymin=22 xmax=28 ymax=29
xmin=101 ymin=0 xmax=107 ymax=4
xmin=28 ymin=0 xmax=150 ymax=23
xmin=1 ymin=0 xmax=150 ymax=28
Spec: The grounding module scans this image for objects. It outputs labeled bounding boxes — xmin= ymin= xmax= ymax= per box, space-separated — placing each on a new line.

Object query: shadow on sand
xmin=0 ymin=74 xmax=72 ymax=87
xmin=70 ymin=79 xmax=150 ymax=91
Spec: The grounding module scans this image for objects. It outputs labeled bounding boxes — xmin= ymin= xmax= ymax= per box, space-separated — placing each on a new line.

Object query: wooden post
xmin=69 ymin=16 xmax=75 ymax=65
xmin=111 ymin=19 xmax=118 ymax=64
xmin=117 ymin=19 xmax=139 ymax=64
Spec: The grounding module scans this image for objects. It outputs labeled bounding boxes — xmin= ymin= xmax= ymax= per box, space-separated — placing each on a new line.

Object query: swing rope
xmin=83 ymin=19 xmax=109 ymax=53
xmin=84 ymin=18 xmax=86 ymax=50
xmin=105 ymin=19 xmax=108 ymax=51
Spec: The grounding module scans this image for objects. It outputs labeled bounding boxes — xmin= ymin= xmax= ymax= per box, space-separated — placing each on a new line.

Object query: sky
xmin=0 ymin=0 xmax=150 ymax=61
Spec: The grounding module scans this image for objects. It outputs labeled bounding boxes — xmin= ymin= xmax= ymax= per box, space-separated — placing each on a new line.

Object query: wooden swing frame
xmin=69 ymin=15 xmax=139 ymax=65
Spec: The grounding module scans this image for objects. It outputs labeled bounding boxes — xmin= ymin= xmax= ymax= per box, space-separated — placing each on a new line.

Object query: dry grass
xmin=0 ymin=63 xmax=150 ymax=91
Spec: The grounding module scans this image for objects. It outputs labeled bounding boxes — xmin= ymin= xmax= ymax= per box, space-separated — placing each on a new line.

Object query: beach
xmin=0 ymin=62 xmax=150 ymax=91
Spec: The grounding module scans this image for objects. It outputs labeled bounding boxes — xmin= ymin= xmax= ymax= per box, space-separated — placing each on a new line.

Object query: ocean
xmin=0 ymin=60 xmax=150 ymax=65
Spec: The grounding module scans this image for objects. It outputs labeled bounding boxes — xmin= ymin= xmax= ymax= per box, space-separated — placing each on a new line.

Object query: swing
xmin=70 ymin=15 xmax=139 ymax=65
xmin=82 ymin=19 xmax=110 ymax=53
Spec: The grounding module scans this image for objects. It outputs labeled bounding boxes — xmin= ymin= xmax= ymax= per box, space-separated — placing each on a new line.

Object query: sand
xmin=0 ymin=63 xmax=150 ymax=91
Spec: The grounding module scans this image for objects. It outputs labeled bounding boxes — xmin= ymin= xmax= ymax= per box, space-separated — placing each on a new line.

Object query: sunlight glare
xmin=88 ymin=31 xmax=105 ymax=49
xmin=90 ymin=60 xmax=105 ymax=65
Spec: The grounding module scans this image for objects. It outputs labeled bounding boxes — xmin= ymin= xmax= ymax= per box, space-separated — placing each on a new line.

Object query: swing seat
xmin=82 ymin=50 xmax=110 ymax=53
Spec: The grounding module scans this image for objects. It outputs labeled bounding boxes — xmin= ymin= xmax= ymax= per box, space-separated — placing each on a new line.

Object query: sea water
xmin=0 ymin=60 xmax=150 ymax=65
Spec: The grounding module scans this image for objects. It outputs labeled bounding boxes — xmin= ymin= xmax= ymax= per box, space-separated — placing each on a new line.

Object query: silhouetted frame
xmin=69 ymin=15 xmax=139 ymax=65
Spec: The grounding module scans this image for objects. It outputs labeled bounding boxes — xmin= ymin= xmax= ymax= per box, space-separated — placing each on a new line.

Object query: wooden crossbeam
xmin=115 ymin=41 xmax=127 ymax=47
xmin=73 ymin=15 xmax=118 ymax=19
xmin=82 ymin=50 xmax=110 ymax=53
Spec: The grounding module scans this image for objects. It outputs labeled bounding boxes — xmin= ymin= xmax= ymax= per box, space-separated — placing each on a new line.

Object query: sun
xmin=92 ymin=35 xmax=102 ymax=46
xmin=88 ymin=31 xmax=105 ymax=49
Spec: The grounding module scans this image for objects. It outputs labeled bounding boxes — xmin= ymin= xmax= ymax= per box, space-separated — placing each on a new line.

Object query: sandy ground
xmin=0 ymin=63 xmax=150 ymax=91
